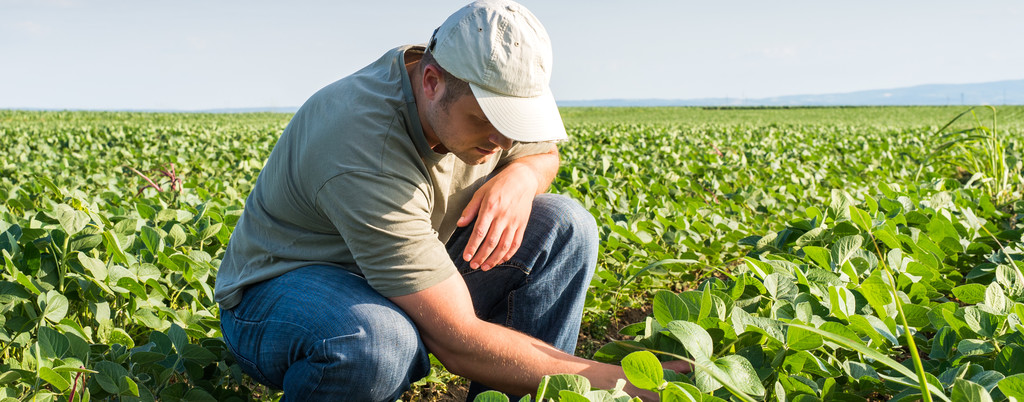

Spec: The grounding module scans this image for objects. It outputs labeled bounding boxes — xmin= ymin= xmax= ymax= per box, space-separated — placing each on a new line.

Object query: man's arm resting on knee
xmin=501 ymin=147 xmax=560 ymax=195
xmin=457 ymin=147 xmax=560 ymax=271
xmin=389 ymin=273 xmax=644 ymax=397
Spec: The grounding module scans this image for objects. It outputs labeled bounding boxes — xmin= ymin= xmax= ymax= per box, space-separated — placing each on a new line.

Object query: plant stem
xmin=870 ymin=236 xmax=934 ymax=402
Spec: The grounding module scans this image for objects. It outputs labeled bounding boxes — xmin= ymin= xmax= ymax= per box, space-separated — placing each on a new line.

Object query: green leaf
xmin=92 ymin=361 xmax=127 ymax=394
xmin=77 ymin=252 xmax=108 ymax=281
xmin=38 ymin=366 xmax=71 ymax=391
xmin=197 ymin=222 xmax=223 ymax=243
xmin=140 ymin=226 xmax=163 ymax=254
xmin=827 ymin=286 xmax=856 ymax=320
xmin=963 ymin=307 xmax=1000 ymax=338
xmin=593 ymin=340 xmax=645 ymax=364
xmin=802 ymin=246 xmax=831 ymax=270
xmin=731 ymin=307 xmax=786 ymax=344
xmin=181 ymin=344 xmax=217 ymax=366
xmin=653 ymin=290 xmax=689 ymax=327
xmin=972 ymin=371 xmax=1005 ymax=393
xmin=985 ymin=282 xmax=1011 ymax=314
xmin=102 ymin=231 xmax=130 ymax=264
xmin=997 ymin=345 xmax=1024 ymax=375
xmin=666 ymin=321 xmax=713 ymax=360
xmin=849 ymin=206 xmax=872 ymax=232
xmin=168 ymin=224 xmax=187 ymax=248
xmin=958 ymin=339 xmax=997 ymax=356
xmin=874 ymin=226 xmax=902 ymax=249
xmin=846 ymin=361 xmax=879 ymax=380
xmin=930 ymin=326 xmax=957 ymax=360
xmin=795 ymin=226 xmax=828 ymax=246
xmin=536 ymin=374 xmax=590 ymax=400
xmin=830 ymin=235 xmax=863 ymax=271
xmin=788 ymin=322 xmax=950 ymax=402
xmin=859 ymin=272 xmax=893 ymax=318
xmin=168 ymin=323 xmax=188 ymax=354
xmin=53 ymin=204 xmax=88 ymax=236
xmin=37 ymin=327 xmax=70 ymax=359
xmin=900 ymin=303 xmax=932 ymax=328
xmin=713 ymin=355 xmax=766 ymax=397
xmin=697 ymin=287 xmax=713 ymax=321
xmin=954 ymin=284 xmax=989 ymax=304
xmin=172 ymin=387 xmax=215 ymax=401
xmin=786 ymin=325 xmax=823 ymax=351
xmin=123 ymin=376 xmax=141 ymax=397
xmin=109 ymin=327 xmax=135 ymax=349
xmin=557 ymin=391 xmax=590 ymax=402
xmin=0 ymin=280 xmax=31 ymax=305
xmin=159 ymin=383 xmax=187 ymax=401
xmin=848 ymin=315 xmax=891 ymax=347
xmin=0 ymin=370 xmax=22 ymax=386
xmin=115 ymin=276 xmax=147 ymax=299
xmin=38 ymin=290 xmax=69 ymax=323
xmin=622 ymin=351 xmax=664 ymax=391
xmin=999 ymin=374 xmax=1024 ymax=399
xmin=952 ymin=379 xmax=993 ymax=402
xmin=764 ymin=273 xmax=797 ymax=302
xmin=474 ymin=391 xmax=510 ymax=402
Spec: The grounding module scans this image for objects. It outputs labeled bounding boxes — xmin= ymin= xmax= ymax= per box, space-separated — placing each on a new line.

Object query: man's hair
xmin=420 ymin=50 xmax=472 ymax=111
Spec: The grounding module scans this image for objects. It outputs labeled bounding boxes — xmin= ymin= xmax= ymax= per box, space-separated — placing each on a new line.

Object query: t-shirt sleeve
xmin=496 ymin=141 xmax=557 ymax=168
xmin=315 ymin=171 xmax=456 ymax=297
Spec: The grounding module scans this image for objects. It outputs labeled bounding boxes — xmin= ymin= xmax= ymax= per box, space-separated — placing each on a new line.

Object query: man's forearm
xmin=395 ymin=273 xmax=630 ymax=396
xmin=496 ymin=147 xmax=559 ymax=195
xmin=431 ymin=317 xmax=633 ymax=396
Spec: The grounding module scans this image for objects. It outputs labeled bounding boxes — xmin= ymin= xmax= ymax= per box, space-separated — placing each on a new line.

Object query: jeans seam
xmin=460 ymin=259 xmax=530 ymax=277
xmin=307 ymin=338 xmax=329 ymax=397
xmin=498 ymin=258 xmax=530 ymax=274
xmin=505 ymin=288 xmax=516 ymax=328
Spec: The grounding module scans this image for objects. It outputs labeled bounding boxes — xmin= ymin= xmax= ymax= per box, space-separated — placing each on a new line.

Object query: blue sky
xmin=1 ymin=0 xmax=1022 ymax=110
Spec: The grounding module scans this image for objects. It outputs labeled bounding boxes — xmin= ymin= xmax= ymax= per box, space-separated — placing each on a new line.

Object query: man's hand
xmin=457 ymin=149 xmax=559 ymax=270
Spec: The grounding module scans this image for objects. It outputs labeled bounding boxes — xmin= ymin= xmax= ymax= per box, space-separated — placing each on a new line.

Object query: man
xmin=215 ymin=1 xmax=670 ymax=400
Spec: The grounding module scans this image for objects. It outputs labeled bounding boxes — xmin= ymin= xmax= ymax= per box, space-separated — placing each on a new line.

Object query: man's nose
xmin=489 ymin=132 xmax=514 ymax=150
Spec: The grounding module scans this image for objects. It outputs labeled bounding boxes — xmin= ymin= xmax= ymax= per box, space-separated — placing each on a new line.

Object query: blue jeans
xmin=219 ymin=194 xmax=598 ymax=401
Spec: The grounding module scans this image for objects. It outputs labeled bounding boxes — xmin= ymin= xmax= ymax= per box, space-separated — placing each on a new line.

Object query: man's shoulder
xmin=305 ymin=48 xmax=409 ymax=112
xmin=258 ymin=45 xmax=430 ymax=200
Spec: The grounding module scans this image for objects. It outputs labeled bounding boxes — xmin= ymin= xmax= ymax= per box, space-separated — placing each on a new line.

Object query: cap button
xmin=506 ymin=4 xmax=517 ymax=12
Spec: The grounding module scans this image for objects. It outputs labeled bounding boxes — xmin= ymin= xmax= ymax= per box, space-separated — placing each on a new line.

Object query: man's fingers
xmin=471 ymin=213 xmax=507 ymax=269
xmin=462 ymin=215 xmax=492 ymax=265
xmin=497 ymin=224 xmax=525 ymax=266
xmin=480 ymin=223 xmax=520 ymax=270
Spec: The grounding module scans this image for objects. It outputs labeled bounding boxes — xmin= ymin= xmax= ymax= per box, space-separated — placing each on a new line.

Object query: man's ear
xmin=422 ymin=64 xmax=445 ymax=102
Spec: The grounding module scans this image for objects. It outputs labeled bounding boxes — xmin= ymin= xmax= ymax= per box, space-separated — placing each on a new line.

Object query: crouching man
xmin=215 ymin=1 xmax=679 ymax=400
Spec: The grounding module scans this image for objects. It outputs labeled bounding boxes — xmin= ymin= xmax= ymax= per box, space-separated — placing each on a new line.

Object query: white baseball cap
xmin=428 ymin=0 xmax=567 ymax=143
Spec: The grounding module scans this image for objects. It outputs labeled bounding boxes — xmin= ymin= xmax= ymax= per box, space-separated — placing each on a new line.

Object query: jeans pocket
xmin=221 ymin=310 xmax=278 ymax=388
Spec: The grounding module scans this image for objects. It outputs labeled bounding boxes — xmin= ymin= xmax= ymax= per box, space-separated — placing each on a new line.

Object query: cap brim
xmin=470 ymin=83 xmax=568 ymax=143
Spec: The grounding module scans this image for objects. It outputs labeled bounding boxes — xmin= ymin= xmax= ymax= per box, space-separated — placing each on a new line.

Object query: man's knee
xmin=533 ymin=193 xmax=597 ymax=235
xmin=285 ymin=300 xmax=430 ymax=400
xmin=531 ymin=193 xmax=599 ymax=255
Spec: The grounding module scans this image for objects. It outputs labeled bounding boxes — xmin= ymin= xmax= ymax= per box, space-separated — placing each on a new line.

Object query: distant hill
xmin=197 ymin=107 xmax=300 ymax=114
xmin=557 ymin=79 xmax=1024 ymax=107
xmin=10 ymin=79 xmax=1019 ymax=113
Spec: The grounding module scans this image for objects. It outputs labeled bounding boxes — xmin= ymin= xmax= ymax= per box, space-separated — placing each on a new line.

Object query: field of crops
xmin=3 ymin=106 xmax=1024 ymax=401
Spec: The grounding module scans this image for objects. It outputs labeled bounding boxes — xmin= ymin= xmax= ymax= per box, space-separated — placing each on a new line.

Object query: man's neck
xmin=404 ymin=50 xmax=441 ymax=150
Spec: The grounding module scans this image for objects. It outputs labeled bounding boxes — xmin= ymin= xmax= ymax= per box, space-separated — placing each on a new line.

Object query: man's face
xmin=426 ymin=92 xmax=514 ymax=165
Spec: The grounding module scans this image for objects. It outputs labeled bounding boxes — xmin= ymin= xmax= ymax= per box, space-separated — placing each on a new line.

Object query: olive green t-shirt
xmin=215 ymin=45 xmax=555 ymax=309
